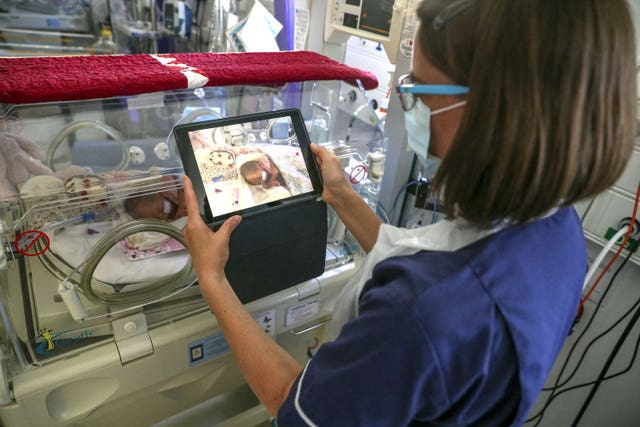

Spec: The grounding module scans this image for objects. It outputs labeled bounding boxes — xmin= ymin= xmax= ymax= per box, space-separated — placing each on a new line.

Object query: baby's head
xmin=124 ymin=193 xmax=183 ymax=221
xmin=240 ymin=160 xmax=267 ymax=186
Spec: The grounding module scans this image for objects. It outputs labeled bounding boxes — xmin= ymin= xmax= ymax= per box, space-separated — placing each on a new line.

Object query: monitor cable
xmin=527 ymin=248 xmax=635 ymax=425
xmin=570 ymin=297 xmax=640 ymax=426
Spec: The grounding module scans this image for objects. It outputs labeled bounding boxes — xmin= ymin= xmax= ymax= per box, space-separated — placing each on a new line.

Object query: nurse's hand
xmin=310 ymin=143 xmax=355 ymax=208
xmin=182 ymin=176 xmax=242 ymax=281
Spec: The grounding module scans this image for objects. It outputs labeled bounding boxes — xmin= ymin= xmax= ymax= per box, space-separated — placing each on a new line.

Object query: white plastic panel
xmin=573 ymin=198 xmax=593 ymax=221
xmin=615 ymin=146 xmax=640 ymax=196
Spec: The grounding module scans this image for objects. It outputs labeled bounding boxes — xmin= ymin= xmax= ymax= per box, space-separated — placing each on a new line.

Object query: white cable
xmin=83 ymin=280 xmax=198 ymax=322
xmin=583 ymin=225 xmax=629 ymax=292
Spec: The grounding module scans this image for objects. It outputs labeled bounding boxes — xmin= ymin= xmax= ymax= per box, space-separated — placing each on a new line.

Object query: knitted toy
xmin=0 ymin=132 xmax=92 ymax=200
xmin=0 ymin=132 xmax=52 ymax=200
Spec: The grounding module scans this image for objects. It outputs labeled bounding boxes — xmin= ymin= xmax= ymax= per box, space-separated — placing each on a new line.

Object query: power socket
xmin=604 ymin=218 xmax=640 ymax=252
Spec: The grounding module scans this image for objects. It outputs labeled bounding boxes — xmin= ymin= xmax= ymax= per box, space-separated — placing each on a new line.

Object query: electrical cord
xmin=527 ymin=249 xmax=635 ymax=425
xmin=527 ymin=319 xmax=640 ymax=426
xmin=431 ymin=197 xmax=439 ymax=224
xmin=545 ymin=249 xmax=637 ymax=392
xmin=570 ymin=296 xmax=640 ymax=426
xmin=579 ymin=182 xmax=640 ymax=317
xmin=389 ymin=180 xmax=420 ymax=224
xmin=528 ymin=181 xmax=640 ymax=425
xmin=583 ymin=226 xmax=629 ymax=292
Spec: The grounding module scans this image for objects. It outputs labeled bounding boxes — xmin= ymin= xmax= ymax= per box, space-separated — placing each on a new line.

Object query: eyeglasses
xmin=395 ymin=74 xmax=469 ymax=112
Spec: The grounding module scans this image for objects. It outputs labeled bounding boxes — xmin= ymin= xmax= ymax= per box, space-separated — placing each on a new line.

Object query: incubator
xmin=0 ymin=51 xmax=384 ymax=425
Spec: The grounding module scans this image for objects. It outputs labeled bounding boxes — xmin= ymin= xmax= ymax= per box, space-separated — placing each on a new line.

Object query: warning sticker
xmin=349 ymin=164 xmax=367 ymax=184
xmin=14 ymin=230 xmax=50 ymax=257
xmin=285 ymin=299 xmax=319 ymax=327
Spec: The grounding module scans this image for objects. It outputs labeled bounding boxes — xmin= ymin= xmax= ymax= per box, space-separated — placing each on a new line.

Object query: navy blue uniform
xmin=278 ymin=207 xmax=586 ymax=426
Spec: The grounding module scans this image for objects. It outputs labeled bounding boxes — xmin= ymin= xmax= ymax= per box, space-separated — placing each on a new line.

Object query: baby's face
xmin=135 ymin=194 xmax=180 ymax=220
xmin=244 ymin=169 xmax=267 ymax=186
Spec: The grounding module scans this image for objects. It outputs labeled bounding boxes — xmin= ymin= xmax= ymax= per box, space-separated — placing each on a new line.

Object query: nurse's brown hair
xmin=417 ymin=0 xmax=637 ymax=227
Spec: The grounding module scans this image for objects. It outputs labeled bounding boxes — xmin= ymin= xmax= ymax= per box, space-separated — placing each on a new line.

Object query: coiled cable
xmin=47 ymin=120 xmax=129 ymax=172
xmin=79 ymin=219 xmax=196 ymax=306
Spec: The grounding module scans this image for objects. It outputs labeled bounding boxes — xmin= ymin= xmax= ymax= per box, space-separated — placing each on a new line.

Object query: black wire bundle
xmin=527 ymin=250 xmax=638 ymax=426
xmin=570 ymin=300 xmax=640 ymax=426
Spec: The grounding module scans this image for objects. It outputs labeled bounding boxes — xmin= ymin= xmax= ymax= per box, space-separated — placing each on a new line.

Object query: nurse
xmin=182 ymin=0 xmax=637 ymax=425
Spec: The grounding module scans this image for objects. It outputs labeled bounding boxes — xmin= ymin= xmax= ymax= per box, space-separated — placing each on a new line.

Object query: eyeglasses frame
xmin=395 ymin=74 xmax=469 ymax=112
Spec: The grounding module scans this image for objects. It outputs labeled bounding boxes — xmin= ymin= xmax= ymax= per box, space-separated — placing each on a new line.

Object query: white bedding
xmin=49 ymin=221 xmax=189 ymax=285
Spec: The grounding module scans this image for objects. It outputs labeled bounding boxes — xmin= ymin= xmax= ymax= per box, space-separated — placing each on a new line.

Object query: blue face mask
xmin=404 ymin=99 xmax=467 ymax=176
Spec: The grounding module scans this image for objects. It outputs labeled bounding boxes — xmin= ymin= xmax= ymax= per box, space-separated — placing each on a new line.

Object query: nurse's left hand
xmin=182 ymin=176 xmax=242 ymax=281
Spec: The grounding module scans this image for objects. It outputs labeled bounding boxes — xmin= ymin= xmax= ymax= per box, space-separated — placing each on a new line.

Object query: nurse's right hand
xmin=310 ymin=143 xmax=355 ymax=209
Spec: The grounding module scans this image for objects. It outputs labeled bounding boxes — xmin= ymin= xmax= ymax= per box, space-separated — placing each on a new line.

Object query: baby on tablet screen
xmin=239 ymin=154 xmax=289 ymax=192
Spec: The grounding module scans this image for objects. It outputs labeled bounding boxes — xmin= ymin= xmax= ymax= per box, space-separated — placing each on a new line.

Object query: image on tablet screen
xmin=186 ymin=115 xmax=314 ymax=219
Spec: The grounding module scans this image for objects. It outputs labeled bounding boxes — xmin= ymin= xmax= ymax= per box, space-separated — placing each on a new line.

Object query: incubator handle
xmin=47 ymin=120 xmax=129 ymax=172
xmin=289 ymin=314 xmax=332 ymax=336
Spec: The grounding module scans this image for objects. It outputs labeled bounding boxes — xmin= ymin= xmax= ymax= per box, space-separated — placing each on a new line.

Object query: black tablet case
xmin=225 ymin=197 xmax=327 ymax=304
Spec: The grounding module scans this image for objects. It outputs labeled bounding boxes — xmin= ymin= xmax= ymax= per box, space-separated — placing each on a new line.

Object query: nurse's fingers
xmin=309 ymin=143 xmax=326 ymax=166
xmin=182 ymin=176 xmax=202 ymax=225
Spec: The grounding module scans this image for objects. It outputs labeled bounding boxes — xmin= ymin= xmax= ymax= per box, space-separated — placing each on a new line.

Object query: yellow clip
xmin=40 ymin=329 xmax=55 ymax=351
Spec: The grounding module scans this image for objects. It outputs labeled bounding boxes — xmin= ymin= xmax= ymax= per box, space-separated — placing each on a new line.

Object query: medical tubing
xmin=390 ymin=180 xmax=420 ymax=224
xmin=570 ymin=302 xmax=640 ymax=427
xmin=345 ymin=103 xmax=372 ymax=144
xmin=78 ymin=219 xmax=196 ymax=306
xmin=376 ymin=203 xmax=390 ymax=224
xmin=266 ymin=118 xmax=297 ymax=143
xmin=397 ymin=156 xmax=420 ymax=226
xmin=165 ymin=107 xmax=225 ymax=155
xmin=431 ymin=198 xmax=439 ymax=224
xmin=46 ymin=120 xmax=129 ymax=172
xmin=0 ymin=298 xmax=27 ymax=371
xmin=355 ymin=79 xmax=385 ymax=137
xmin=580 ymin=181 xmax=640 ymax=311
xmin=582 ymin=225 xmax=629 ymax=292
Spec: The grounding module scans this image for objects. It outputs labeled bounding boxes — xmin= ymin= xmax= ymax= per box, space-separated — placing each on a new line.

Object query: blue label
xmin=188 ymin=332 xmax=230 ymax=367
xmin=46 ymin=19 xmax=61 ymax=29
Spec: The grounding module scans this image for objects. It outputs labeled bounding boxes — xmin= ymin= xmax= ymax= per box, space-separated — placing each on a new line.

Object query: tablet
xmin=173 ymin=108 xmax=323 ymax=226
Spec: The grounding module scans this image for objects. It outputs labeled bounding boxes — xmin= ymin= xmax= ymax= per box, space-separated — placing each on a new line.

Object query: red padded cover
xmin=0 ymin=51 xmax=378 ymax=105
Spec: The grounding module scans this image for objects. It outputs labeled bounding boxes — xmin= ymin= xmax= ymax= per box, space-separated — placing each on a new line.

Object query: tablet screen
xmin=174 ymin=109 xmax=322 ymax=225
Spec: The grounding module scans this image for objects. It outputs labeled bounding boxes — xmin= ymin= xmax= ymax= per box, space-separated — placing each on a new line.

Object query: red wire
xmin=579 ymin=181 xmax=640 ymax=315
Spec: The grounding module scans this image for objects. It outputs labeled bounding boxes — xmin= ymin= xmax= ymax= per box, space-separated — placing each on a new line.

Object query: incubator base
xmin=0 ymin=262 xmax=355 ymax=427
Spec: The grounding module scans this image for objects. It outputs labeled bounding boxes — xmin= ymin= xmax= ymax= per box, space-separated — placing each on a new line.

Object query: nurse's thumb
xmin=219 ymin=215 xmax=242 ymax=239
